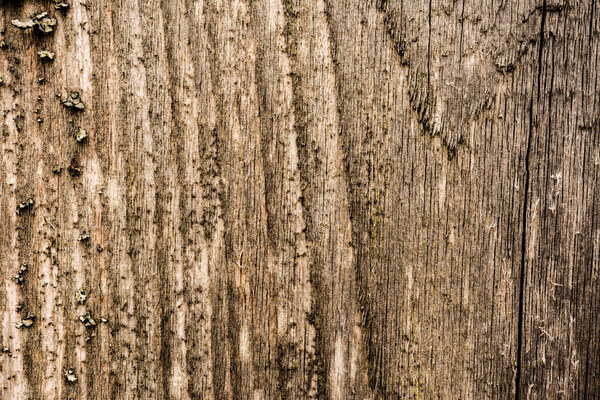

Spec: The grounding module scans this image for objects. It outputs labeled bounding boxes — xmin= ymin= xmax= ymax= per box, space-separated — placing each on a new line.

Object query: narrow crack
xmin=515 ymin=1 xmax=547 ymax=399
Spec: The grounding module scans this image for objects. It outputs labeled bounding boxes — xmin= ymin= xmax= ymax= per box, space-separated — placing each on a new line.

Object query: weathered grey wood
xmin=0 ymin=0 xmax=598 ymax=399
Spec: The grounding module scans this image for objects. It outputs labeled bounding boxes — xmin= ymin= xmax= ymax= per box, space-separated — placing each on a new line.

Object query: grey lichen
xmin=78 ymin=232 xmax=90 ymax=242
xmin=35 ymin=12 xmax=58 ymax=34
xmin=73 ymin=126 xmax=88 ymax=142
xmin=64 ymin=369 xmax=78 ymax=383
xmin=12 ymin=263 xmax=29 ymax=285
xmin=37 ymin=50 xmax=55 ymax=60
xmin=12 ymin=12 xmax=57 ymax=34
xmin=54 ymin=1 xmax=70 ymax=10
xmin=16 ymin=314 xmax=35 ymax=329
xmin=76 ymin=289 xmax=87 ymax=305
xmin=11 ymin=19 xmax=36 ymax=30
xmin=79 ymin=312 xmax=97 ymax=327
xmin=61 ymin=91 xmax=85 ymax=110
xmin=53 ymin=164 xmax=63 ymax=174
xmin=16 ymin=198 xmax=34 ymax=215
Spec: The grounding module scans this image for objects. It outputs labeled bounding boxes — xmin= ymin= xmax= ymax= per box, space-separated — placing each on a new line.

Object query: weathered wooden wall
xmin=0 ymin=0 xmax=598 ymax=398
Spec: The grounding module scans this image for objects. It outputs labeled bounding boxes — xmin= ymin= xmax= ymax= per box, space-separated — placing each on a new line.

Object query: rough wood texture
xmin=0 ymin=0 xmax=598 ymax=399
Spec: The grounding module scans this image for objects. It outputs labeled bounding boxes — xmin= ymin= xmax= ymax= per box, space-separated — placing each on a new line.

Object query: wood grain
xmin=0 ymin=0 xmax=598 ymax=398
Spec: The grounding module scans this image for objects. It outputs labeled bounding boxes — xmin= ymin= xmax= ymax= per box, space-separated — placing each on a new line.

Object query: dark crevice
xmin=589 ymin=0 xmax=595 ymax=51
xmin=459 ymin=0 xmax=465 ymax=65
xmin=427 ymin=0 xmax=432 ymax=87
xmin=155 ymin=2 xmax=182 ymax=398
xmin=202 ymin=1 xmax=235 ymax=396
xmin=281 ymin=2 xmax=329 ymax=397
xmin=515 ymin=1 xmax=547 ymax=399
xmin=583 ymin=181 xmax=598 ymax=398
xmin=323 ymin=0 xmax=387 ymax=396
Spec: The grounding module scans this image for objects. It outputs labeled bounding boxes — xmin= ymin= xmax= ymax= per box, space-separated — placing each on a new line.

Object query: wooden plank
xmin=0 ymin=0 xmax=597 ymax=398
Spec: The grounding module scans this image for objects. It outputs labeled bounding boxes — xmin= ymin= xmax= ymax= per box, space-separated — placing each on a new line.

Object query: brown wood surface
xmin=0 ymin=0 xmax=598 ymax=399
